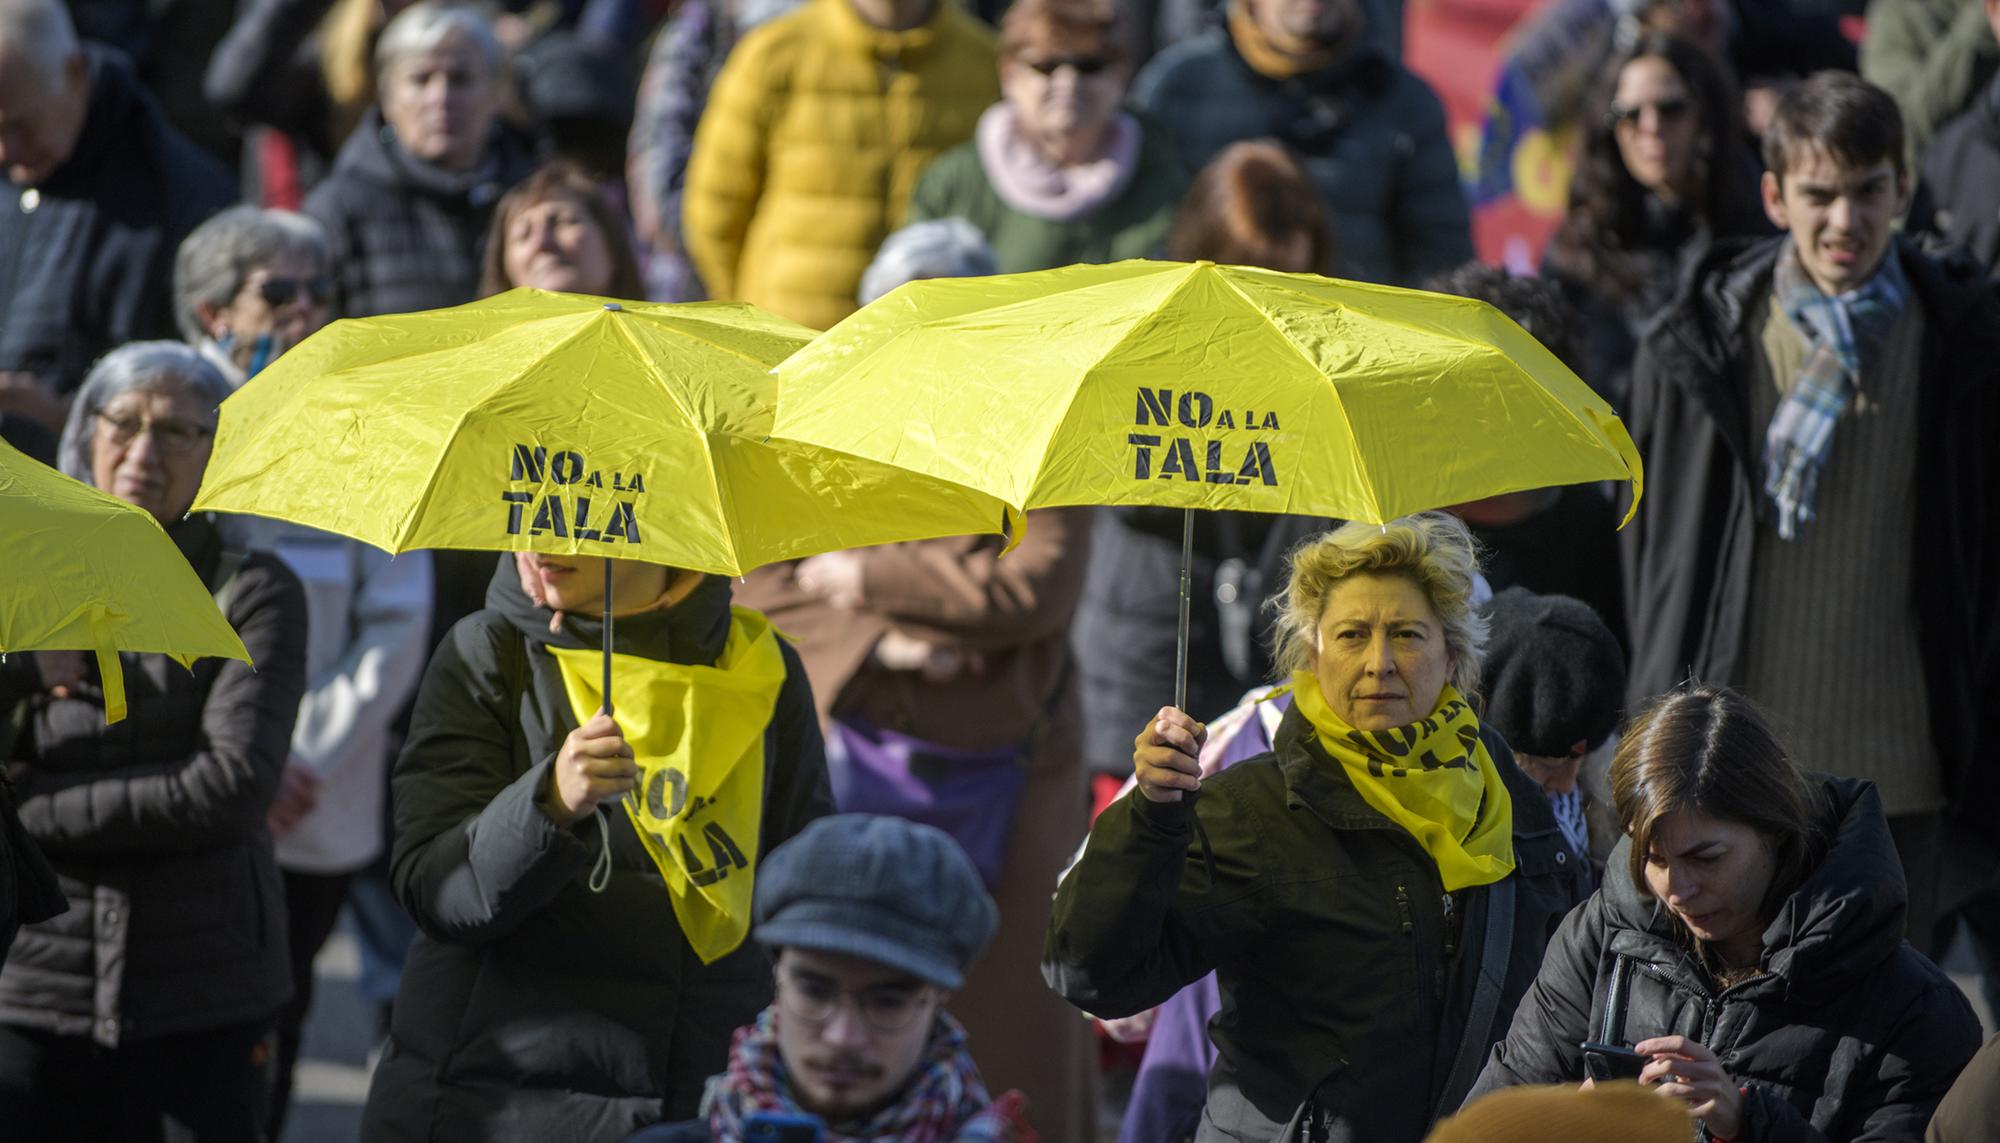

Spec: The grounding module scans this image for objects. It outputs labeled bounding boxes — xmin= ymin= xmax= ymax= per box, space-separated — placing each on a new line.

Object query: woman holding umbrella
xmin=360 ymin=548 xmax=834 ymax=1140
xmin=0 ymin=343 xmax=310 ymax=1140
xmin=1046 ymin=511 xmax=1587 ymax=1142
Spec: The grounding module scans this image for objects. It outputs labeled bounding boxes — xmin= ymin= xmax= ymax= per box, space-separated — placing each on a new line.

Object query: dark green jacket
xmin=904 ymin=117 xmax=1187 ymax=273
xmin=1045 ymin=704 xmax=1585 ymax=1142
xmin=1859 ymin=0 xmax=2000 ymax=158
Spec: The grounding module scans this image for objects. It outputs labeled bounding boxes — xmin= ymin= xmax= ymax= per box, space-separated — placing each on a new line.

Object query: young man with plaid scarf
xmin=635 ymin=815 xmax=1036 ymax=1143
xmin=1621 ymin=71 xmax=2000 ymax=961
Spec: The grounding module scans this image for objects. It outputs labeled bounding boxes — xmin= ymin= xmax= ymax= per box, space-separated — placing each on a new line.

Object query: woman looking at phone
xmin=1468 ymin=685 xmax=1980 ymax=1140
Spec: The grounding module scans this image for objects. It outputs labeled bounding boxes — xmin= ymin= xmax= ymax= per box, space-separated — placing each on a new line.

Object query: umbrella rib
xmin=1017 ymin=264 xmax=1209 ymax=507
xmin=612 ymin=315 xmax=739 ymax=569
xmin=1212 ymin=270 xmax=1387 ymax=521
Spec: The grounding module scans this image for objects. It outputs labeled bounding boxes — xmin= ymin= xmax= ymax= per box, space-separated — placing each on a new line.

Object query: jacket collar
xmin=331 ymin=106 xmax=536 ymax=205
xmin=38 ymin=45 xmax=138 ymax=196
xmin=1599 ymin=775 xmax=1908 ymax=1001
xmin=484 ymin=556 xmax=734 ymax=667
xmin=816 ymin=0 xmax=968 ymax=64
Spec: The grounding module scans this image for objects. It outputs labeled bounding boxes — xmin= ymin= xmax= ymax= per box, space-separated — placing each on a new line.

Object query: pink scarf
xmin=975 ymin=103 xmax=1141 ymax=223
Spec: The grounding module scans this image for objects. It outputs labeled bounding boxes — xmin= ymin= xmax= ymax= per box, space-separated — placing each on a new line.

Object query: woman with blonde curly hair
xmin=1047 ymin=512 xmax=1587 ymax=1143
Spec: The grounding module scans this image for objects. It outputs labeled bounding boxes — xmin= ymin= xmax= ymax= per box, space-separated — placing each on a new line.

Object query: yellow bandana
xmin=1288 ymin=672 xmax=1515 ymax=890
xmin=547 ymin=607 xmax=787 ymax=963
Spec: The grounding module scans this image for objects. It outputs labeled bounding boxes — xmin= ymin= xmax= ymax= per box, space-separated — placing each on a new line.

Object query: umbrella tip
xmin=603 ymin=302 xmax=623 ymax=312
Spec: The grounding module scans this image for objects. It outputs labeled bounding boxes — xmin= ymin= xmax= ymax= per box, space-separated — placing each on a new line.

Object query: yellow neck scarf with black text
xmin=1289 ymin=672 xmax=1515 ymax=891
xmin=547 ymin=607 xmax=786 ymax=963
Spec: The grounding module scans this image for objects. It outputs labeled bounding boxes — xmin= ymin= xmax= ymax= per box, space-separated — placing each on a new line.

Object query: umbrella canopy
xmin=192 ymin=288 xmax=1014 ymax=573
xmin=771 ymin=259 xmax=1643 ymax=524
xmin=0 ymin=439 xmax=251 ymax=723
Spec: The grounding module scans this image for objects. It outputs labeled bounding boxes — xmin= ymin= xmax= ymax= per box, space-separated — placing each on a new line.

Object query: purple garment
xmin=825 ymin=715 xmax=1027 ymax=890
xmin=1117 ymin=694 xmax=1286 ymax=1143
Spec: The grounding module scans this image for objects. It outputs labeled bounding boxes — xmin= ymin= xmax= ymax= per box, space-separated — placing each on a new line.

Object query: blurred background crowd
xmin=2 ymin=0 xmax=1999 ymax=1138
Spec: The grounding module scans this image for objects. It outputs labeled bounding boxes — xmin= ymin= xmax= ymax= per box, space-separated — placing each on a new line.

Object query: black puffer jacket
xmin=1046 ymin=704 xmax=1587 ymax=1142
xmin=1469 ymin=777 xmax=1983 ymax=1141
xmin=0 ymin=516 xmax=307 ymax=1046
xmin=360 ymin=573 xmax=833 ymax=1142
xmin=302 ymin=107 xmax=538 ymax=320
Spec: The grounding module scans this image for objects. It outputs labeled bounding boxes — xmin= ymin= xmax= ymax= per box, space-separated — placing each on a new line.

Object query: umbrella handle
xmin=1174 ymin=507 xmax=1192 ymax=714
xmin=601 ymin=560 xmax=614 ymax=719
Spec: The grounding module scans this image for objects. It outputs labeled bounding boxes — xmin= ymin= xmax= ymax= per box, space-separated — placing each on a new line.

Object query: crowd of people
xmin=2 ymin=0 xmax=1999 ymax=1138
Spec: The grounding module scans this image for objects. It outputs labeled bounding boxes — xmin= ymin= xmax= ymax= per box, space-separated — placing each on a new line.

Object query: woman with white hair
xmin=1046 ymin=513 xmax=1586 ymax=1143
xmin=302 ymin=0 xmax=537 ymax=320
xmin=0 ymin=342 xmax=309 ymax=1140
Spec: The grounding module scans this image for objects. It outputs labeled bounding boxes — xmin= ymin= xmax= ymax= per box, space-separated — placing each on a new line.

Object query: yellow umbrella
xmin=0 ymin=438 xmax=251 ymax=723
xmin=192 ymin=287 xmax=1014 ymax=706
xmin=771 ymin=259 xmax=1643 ymax=706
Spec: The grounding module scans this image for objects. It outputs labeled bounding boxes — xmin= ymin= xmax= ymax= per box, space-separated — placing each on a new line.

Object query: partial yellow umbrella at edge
xmin=770 ymin=259 xmax=1644 ymax=526
xmin=0 ymin=439 xmax=251 ymax=723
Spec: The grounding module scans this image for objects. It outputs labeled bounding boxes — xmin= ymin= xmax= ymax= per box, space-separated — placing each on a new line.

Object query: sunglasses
xmin=1607 ymin=97 xmax=1692 ymax=129
xmin=255 ymin=276 xmax=335 ymax=308
xmin=1020 ymin=55 xmax=1116 ymax=77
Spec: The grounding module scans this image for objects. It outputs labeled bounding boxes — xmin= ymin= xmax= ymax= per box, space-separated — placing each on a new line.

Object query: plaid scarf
xmin=1763 ymin=239 xmax=1910 ymax=539
xmin=702 ymin=1008 xmax=1034 ymax=1143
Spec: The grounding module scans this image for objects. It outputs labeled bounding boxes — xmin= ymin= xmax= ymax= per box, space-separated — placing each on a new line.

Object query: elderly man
xmin=638 ymin=814 xmax=1034 ymax=1142
xmin=0 ymin=0 xmax=234 ymax=426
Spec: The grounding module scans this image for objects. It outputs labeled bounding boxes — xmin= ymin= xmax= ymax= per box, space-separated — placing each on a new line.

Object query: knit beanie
xmin=1425 ymin=1082 xmax=1688 ymax=1143
xmin=1480 ymin=586 xmax=1626 ymax=756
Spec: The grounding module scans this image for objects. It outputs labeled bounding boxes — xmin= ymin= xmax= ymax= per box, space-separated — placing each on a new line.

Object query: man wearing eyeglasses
xmin=637 ymin=814 xmax=1035 ymax=1142
xmin=0 ymin=0 xmax=234 ymax=431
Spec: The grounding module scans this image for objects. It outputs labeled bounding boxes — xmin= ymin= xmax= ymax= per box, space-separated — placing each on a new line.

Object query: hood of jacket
xmin=1600 ymin=775 xmax=1907 ymax=1002
xmin=482 ymin=557 xmax=734 ymax=668
xmin=328 ymin=105 xmax=539 ymax=207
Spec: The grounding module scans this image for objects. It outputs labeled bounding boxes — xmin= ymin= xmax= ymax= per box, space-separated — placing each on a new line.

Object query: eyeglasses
xmin=254 ymin=276 xmax=335 ymax=308
xmin=1607 ymin=97 xmax=1692 ymax=129
xmin=93 ymin=411 xmax=214 ymax=455
xmin=1020 ymin=55 xmax=1115 ymax=77
xmin=776 ymin=969 xmax=935 ymax=1033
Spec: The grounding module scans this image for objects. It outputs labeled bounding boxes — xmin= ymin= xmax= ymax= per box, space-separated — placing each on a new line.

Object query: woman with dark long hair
xmin=1468 ymin=685 xmax=1980 ymax=1140
xmin=1544 ymin=34 xmax=1767 ymax=413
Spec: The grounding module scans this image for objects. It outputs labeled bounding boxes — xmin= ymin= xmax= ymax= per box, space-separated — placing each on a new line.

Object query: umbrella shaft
xmin=1174 ymin=508 xmax=1192 ymax=713
xmin=602 ymin=560 xmax=615 ymax=718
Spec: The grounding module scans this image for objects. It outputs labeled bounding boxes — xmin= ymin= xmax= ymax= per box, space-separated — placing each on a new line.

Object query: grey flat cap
xmin=753 ymin=814 xmax=999 ymax=989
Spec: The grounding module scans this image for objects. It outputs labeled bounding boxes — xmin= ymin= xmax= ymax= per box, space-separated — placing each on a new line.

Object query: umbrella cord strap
xmin=588 ymin=808 xmax=613 ymax=893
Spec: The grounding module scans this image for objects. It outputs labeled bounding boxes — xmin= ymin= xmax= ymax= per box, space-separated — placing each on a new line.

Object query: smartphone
xmin=1580 ymin=1040 xmax=1649 ymax=1082
xmin=743 ymin=1110 xmax=825 ymax=1143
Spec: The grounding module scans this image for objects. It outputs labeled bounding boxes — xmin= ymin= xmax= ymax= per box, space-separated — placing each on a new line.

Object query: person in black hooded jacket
xmin=359 ymin=552 xmax=833 ymax=1142
xmin=1469 ymin=685 xmax=1982 ymax=1142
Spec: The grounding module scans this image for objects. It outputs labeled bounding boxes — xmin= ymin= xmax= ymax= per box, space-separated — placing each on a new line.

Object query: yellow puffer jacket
xmin=682 ymin=0 xmax=998 ymax=331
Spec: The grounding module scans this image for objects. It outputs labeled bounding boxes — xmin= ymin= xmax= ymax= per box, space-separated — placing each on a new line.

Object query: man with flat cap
xmin=636 ymin=814 xmax=1036 ymax=1142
